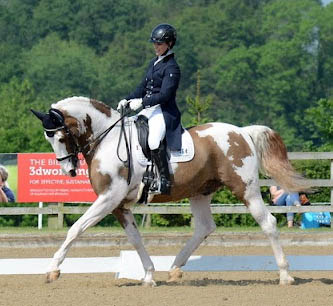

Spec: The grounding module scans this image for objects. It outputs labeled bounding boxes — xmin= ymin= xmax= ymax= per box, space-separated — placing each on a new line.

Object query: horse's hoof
xmin=167 ymin=267 xmax=183 ymax=283
xmin=142 ymin=280 xmax=157 ymax=287
xmin=46 ymin=270 xmax=61 ymax=283
xmin=280 ymin=275 xmax=295 ymax=285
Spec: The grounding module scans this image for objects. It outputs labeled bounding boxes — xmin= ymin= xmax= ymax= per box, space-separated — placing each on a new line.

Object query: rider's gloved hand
xmin=117 ymin=99 xmax=129 ymax=112
xmin=128 ymin=98 xmax=143 ymax=111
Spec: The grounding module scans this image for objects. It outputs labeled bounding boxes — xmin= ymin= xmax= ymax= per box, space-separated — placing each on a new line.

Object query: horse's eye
xmin=58 ymin=138 xmax=65 ymax=143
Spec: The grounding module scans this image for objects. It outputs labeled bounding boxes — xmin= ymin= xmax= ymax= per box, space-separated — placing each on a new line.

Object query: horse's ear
xmin=49 ymin=108 xmax=65 ymax=126
xmin=31 ymin=109 xmax=46 ymax=122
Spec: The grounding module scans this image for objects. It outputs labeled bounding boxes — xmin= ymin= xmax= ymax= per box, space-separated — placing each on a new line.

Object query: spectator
xmin=270 ymin=186 xmax=300 ymax=228
xmin=0 ymin=165 xmax=15 ymax=202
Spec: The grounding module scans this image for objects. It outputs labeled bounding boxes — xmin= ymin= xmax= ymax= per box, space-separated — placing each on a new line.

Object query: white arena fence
xmin=0 ymin=152 xmax=333 ymax=229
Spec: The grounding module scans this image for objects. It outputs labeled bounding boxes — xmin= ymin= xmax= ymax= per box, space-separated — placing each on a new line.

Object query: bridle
xmin=45 ymin=107 xmax=132 ymax=182
xmin=44 ymin=109 xmax=80 ymax=173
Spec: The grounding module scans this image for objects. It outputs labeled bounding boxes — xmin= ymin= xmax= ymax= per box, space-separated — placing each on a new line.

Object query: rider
xmin=117 ymin=23 xmax=182 ymax=195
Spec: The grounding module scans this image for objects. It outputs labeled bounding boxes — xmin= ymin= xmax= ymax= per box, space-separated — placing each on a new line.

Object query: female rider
xmin=117 ymin=24 xmax=182 ymax=195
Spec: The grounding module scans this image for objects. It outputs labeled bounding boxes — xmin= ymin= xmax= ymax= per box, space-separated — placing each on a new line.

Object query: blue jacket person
xmin=118 ymin=23 xmax=182 ymax=195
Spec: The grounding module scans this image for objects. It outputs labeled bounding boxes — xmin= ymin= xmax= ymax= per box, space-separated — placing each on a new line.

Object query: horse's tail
xmin=243 ymin=125 xmax=311 ymax=193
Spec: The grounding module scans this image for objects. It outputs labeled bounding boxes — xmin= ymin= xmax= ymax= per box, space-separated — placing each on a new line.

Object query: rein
xmin=116 ymin=108 xmax=132 ymax=184
xmin=45 ymin=107 xmax=133 ymax=184
xmin=81 ymin=107 xmax=133 ymax=184
xmin=82 ymin=110 xmax=129 ymax=156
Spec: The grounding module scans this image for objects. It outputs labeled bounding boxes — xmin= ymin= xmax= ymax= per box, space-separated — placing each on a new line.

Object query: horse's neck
xmin=74 ymin=107 xmax=121 ymax=155
xmin=80 ymin=107 xmax=121 ymax=138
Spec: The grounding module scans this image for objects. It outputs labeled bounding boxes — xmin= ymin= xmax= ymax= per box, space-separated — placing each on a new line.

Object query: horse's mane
xmin=51 ymin=96 xmax=113 ymax=133
xmin=52 ymin=96 xmax=111 ymax=114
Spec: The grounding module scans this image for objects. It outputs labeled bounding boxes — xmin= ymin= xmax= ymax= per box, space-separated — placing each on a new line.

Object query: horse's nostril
xmin=69 ymin=170 xmax=77 ymax=177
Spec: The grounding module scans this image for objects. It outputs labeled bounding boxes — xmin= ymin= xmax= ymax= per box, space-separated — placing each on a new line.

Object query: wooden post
xmin=57 ymin=202 xmax=64 ymax=229
xmin=48 ymin=203 xmax=58 ymax=229
xmin=144 ymin=214 xmax=151 ymax=228
xmin=47 ymin=202 xmax=64 ymax=229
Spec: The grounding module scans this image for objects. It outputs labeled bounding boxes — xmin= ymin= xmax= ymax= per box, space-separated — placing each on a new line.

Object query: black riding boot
xmin=151 ymin=144 xmax=171 ymax=195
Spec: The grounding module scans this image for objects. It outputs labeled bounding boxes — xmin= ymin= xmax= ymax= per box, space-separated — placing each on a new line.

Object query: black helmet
xmin=149 ymin=24 xmax=177 ymax=48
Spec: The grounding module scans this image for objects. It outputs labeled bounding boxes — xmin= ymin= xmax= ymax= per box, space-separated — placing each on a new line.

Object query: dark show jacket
xmin=126 ymin=53 xmax=182 ymax=151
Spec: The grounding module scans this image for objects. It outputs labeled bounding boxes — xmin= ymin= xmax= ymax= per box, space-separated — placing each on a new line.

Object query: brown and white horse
xmin=32 ymin=96 xmax=309 ymax=286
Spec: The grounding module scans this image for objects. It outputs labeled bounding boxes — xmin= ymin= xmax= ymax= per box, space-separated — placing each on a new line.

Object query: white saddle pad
xmin=135 ymin=129 xmax=195 ymax=166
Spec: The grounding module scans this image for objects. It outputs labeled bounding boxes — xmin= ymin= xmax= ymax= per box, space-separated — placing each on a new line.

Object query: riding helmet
xmin=149 ymin=24 xmax=177 ymax=48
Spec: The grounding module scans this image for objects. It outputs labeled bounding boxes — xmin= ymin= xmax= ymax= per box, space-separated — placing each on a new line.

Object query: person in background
xmin=270 ymin=186 xmax=301 ymax=228
xmin=0 ymin=165 xmax=15 ymax=202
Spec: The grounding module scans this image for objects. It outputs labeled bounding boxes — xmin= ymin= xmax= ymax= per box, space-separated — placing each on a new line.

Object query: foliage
xmin=1 ymin=0 xmax=333 ymax=228
xmin=185 ymin=70 xmax=212 ymax=126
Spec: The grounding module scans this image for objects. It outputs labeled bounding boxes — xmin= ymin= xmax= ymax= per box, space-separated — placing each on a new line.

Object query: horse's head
xmin=31 ymin=108 xmax=80 ymax=177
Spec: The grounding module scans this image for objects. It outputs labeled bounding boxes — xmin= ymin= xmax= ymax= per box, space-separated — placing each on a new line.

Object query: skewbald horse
xmin=32 ymin=96 xmax=309 ymax=286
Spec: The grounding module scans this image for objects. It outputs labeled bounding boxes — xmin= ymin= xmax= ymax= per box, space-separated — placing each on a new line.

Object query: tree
xmin=23 ymin=33 xmax=99 ymax=101
xmin=185 ymin=70 xmax=212 ymax=126
xmin=0 ymin=78 xmax=51 ymax=153
xmin=305 ymin=97 xmax=333 ymax=150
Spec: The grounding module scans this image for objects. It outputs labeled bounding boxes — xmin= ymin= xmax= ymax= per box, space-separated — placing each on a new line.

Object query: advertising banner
xmin=17 ymin=153 xmax=97 ymax=203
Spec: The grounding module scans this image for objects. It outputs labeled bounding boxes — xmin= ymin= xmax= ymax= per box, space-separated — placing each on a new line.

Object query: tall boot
xmin=151 ymin=143 xmax=171 ymax=195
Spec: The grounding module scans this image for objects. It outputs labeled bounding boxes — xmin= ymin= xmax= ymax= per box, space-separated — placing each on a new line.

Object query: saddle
xmin=134 ymin=115 xmax=194 ymax=204
xmin=134 ymin=115 xmax=153 ymax=160
xmin=134 ymin=115 xmax=162 ymax=203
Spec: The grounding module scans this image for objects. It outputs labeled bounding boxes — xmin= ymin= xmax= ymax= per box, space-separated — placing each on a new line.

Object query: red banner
xmin=17 ymin=153 xmax=97 ymax=202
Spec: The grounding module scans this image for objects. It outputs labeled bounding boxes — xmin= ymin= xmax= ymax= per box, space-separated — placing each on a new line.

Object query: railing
xmin=1 ymin=152 xmax=333 ymax=228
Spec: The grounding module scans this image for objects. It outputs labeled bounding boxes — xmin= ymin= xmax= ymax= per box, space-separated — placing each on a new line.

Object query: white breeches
xmin=138 ymin=105 xmax=166 ymax=150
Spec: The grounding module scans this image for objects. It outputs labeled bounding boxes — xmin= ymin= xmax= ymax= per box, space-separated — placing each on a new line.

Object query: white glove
xmin=129 ymin=98 xmax=143 ymax=111
xmin=117 ymin=99 xmax=129 ymax=111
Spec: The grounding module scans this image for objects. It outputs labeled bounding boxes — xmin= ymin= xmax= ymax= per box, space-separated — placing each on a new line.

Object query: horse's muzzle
xmin=69 ymin=169 xmax=77 ymax=177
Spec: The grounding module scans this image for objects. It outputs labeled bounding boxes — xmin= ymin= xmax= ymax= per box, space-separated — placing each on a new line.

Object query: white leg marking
xmin=247 ymin=193 xmax=295 ymax=285
xmin=119 ymin=209 xmax=156 ymax=286
xmin=47 ymin=194 xmax=114 ymax=273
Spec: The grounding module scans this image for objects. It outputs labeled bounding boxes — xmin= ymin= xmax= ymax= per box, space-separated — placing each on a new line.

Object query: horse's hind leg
xmin=247 ymin=192 xmax=295 ymax=285
xmin=168 ymin=194 xmax=216 ymax=282
xmin=113 ymin=207 xmax=156 ymax=287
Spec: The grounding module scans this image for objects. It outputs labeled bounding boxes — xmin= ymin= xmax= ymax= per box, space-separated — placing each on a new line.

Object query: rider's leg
xmin=147 ymin=107 xmax=166 ymax=150
xmin=151 ymin=142 xmax=171 ymax=194
xmin=147 ymin=108 xmax=171 ymax=194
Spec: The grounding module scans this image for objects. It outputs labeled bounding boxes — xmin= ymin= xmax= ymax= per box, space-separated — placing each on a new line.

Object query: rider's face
xmin=153 ymin=42 xmax=169 ymax=56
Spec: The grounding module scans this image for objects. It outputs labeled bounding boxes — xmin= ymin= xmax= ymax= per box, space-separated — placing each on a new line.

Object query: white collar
xmin=154 ymin=50 xmax=174 ymax=66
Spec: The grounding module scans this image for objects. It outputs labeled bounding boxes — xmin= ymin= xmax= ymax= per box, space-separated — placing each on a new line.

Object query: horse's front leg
xmin=46 ymin=194 xmax=114 ymax=283
xmin=113 ymin=207 xmax=156 ymax=287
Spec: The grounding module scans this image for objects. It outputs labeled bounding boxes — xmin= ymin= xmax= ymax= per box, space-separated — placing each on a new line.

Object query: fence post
xmin=144 ymin=214 xmax=151 ymax=228
xmin=57 ymin=202 xmax=64 ymax=229
xmin=47 ymin=202 xmax=64 ymax=229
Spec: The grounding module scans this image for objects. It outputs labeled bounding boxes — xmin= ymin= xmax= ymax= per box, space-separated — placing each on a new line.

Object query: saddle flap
xmin=134 ymin=115 xmax=151 ymax=160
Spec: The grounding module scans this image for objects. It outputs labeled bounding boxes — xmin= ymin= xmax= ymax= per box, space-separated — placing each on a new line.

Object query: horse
xmin=31 ymin=96 xmax=309 ymax=286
